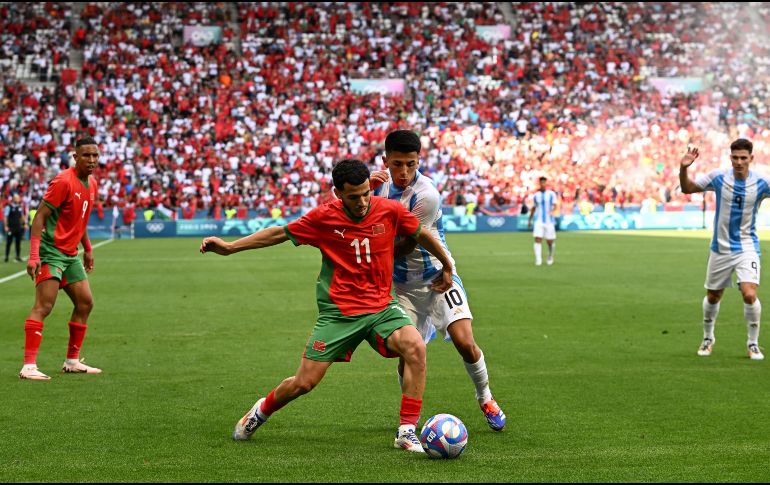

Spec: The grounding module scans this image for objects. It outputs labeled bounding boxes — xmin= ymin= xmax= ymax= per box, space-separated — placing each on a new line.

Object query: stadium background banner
xmin=127 ymin=211 xmax=770 ymax=238
xmin=183 ymin=26 xmax=222 ymax=46
xmin=349 ymin=79 xmax=406 ymax=96
xmin=648 ymin=77 xmax=705 ymax=95
xmin=474 ymin=25 xmax=512 ymax=41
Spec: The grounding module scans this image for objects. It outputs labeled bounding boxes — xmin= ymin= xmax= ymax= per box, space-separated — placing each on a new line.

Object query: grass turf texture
xmin=1 ymin=232 xmax=769 ymax=482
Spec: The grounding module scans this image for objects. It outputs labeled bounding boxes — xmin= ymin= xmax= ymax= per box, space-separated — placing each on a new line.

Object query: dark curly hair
xmin=332 ymin=159 xmax=370 ymax=190
xmin=385 ymin=130 xmax=421 ymax=154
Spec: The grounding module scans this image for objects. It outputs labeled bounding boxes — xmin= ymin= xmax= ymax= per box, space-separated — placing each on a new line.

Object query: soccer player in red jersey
xmin=19 ymin=137 xmax=103 ymax=380
xmin=201 ymin=159 xmax=454 ymax=452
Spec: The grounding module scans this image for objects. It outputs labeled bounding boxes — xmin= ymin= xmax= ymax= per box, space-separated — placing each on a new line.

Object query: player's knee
xmin=742 ymin=291 xmax=757 ymax=304
xmin=76 ymin=297 xmax=94 ymax=315
xmin=33 ymin=301 xmax=54 ymax=317
xmin=402 ymin=338 xmax=426 ymax=367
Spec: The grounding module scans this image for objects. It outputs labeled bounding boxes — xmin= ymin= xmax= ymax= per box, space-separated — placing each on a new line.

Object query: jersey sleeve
xmin=759 ymin=176 xmax=770 ymax=200
xmin=284 ymin=207 xmax=322 ymax=247
xmin=43 ymin=174 xmax=69 ymax=209
xmin=394 ymin=202 xmax=421 ymax=238
xmin=694 ymin=169 xmax=721 ymax=191
xmin=411 ymin=188 xmax=441 ymax=226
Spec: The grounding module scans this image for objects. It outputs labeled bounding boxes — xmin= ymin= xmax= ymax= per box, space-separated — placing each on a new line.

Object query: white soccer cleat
xmin=233 ymin=398 xmax=267 ymax=440
xmin=61 ymin=358 xmax=102 ymax=374
xmin=394 ymin=426 xmax=425 ymax=453
xmin=547 ymin=257 xmax=554 ymax=266
xmin=748 ymin=344 xmax=764 ymax=361
xmin=697 ymin=338 xmax=714 ymax=357
xmin=535 ymin=260 xmax=542 ymax=266
xmin=19 ymin=365 xmax=51 ymax=380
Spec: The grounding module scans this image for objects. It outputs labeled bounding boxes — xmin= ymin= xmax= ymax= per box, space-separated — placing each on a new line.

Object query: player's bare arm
xmin=679 ymin=146 xmax=702 ymax=194
xmin=200 ymin=225 xmax=289 ymax=256
xmin=26 ymin=202 xmax=51 ymax=280
xmin=394 ymin=235 xmax=418 ymax=258
xmin=413 ymin=226 xmax=453 ymax=292
xmin=528 ymin=204 xmax=536 ymax=228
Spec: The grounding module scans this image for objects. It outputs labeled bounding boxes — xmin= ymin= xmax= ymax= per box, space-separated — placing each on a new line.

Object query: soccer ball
xmin=419 ymin=413 xmax=468 ymax=459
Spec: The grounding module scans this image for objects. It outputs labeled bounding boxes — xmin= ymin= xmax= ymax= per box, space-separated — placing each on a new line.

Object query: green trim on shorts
xmin=304 ymin=301 xmax=415 ymax=362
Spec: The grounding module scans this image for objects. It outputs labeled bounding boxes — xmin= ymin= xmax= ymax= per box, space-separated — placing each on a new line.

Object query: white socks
xmin=703 ymin=297 xmax=720 ymax=340
xmin=463 ymin=351 xmax=493 ymax=404
xmin=534 ymin=243 xmax=542 ymax=264
xmin=547 ymin=242 xmax=555 ymax=260
xmin=745 ymin=299 xmax=761 ymax=345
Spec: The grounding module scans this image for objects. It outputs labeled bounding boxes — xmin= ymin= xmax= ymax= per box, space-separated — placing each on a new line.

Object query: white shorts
xmin=533 ymin=221 xmax=556 ymax=240
xmin=395 ymin=276 xmax=473 ymax=343
xmin=704 ymin=251 xmax=761 ymax=289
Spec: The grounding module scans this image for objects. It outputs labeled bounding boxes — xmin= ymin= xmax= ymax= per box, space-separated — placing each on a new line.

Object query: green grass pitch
xmin=1 ymin=232 xmax=769 ymax=482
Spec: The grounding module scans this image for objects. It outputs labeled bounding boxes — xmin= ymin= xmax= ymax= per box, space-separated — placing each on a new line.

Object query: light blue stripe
xmin=451 ymin=274 xmax=467 ymax=297
xmin=420 ymin=246 xmax=440 ymax=280
xmin=752 ymin=178 xmax=769 ymax=254
xmin=728 ymin=177 xmax=745 ymax=253
xmin=409 ymin=192 xmax=417 ymax=211
xmin=710 ymin=176 xmax=723 ymax=253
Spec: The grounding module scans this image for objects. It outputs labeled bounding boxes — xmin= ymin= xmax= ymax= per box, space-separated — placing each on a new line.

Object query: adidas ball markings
xmin=419 ymin=414 xmax=468 ymax=459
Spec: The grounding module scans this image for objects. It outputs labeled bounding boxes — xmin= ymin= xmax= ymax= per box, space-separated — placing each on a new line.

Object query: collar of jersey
xmin=341 ymin=201 xmax=372 ymax=223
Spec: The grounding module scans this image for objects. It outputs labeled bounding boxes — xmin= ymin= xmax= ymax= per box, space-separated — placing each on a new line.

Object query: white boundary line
xmin=0 ymin=238 xmax=115 ymax=285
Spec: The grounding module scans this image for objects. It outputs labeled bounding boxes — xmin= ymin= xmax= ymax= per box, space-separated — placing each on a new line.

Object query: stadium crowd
xmin=2 ymin=2 xmax=770 ymax=224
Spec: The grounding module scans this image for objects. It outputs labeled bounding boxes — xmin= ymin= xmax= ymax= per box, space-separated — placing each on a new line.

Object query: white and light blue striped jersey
xmin=374 ymin=171 xmax=457 ymax=285
xmin=695 ymin=168 xmax=770 ymax=254
xmin=533 ymin=190 xmax=557 ymax=224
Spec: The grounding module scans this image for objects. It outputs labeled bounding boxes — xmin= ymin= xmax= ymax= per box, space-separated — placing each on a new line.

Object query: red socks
xmin=23 ymin=319 xmax=44 ymax=365
xmin=67 ymin=322 xmax=88 ymax=360
xmin=260 ymin=389 xmax=287 ymax=416
xmin=400 ymin=395 xmax=423 ymax=427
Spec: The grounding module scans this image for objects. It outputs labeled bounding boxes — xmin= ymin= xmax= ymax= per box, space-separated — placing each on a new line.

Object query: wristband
xmin=29 ymin=236 xmax=41 ymax=261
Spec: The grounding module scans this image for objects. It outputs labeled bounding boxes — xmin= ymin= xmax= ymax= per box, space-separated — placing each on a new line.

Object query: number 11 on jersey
xmin=351 ymin=238 xmax=371 ymax=264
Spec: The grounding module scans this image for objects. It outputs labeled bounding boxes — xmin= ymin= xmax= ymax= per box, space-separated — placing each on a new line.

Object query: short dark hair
xmin=332 ymin=159 xmax=370 ymax=190
xmin=730 ymin=138 xmax=753 ymax=153
xmin=385 ymin=130 xmax=421 ymax=154
xmin=75 ymin=136 xmax=98 ymax=148
xmin=539 ymin=176 xmax=548 ymax=182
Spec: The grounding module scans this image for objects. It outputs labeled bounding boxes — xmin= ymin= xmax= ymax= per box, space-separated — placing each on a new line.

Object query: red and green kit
xmin=284 ymin=196 xmax=422 ymax=361
xmin=37 ymin=167 xmax=97 ymax=287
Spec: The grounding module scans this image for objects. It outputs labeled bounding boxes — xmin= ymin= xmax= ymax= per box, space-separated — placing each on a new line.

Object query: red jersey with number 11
xmin=41 ymin=167 xmax=97 ymax=256
xmin=285 ymin=196 xmax=421 ymax=316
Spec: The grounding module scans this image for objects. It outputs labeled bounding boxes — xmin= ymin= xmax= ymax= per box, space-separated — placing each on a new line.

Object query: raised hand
xmin=681 ymin=145 xmax=700 ymax=167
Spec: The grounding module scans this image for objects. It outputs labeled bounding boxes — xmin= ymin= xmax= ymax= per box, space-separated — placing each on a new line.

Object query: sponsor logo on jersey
xmin=333 ymin=229 xmax=346 ymax=239
xmin=372 ymin=223 xmax=385 ymax=235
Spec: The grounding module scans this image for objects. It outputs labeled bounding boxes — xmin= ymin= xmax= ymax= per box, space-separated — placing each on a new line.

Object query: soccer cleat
xmin=233 ymin=398 xmax=267 ymax=440
xmin=697 ymin=338 xmax=714 ymax=357
xmin=535 ymin=260 xmax=542 ymax=266
xmin=394 ymin=426 xmax=425 ymax=453
xmin=480 ymin=399 xmax=506 ymax=431
xmin=19 ymin=365 xmax=51 ymax=380
xmin=547 ymin=257 xmax=554 ymax=266
xmin=61 ymin=358 xmax=102 ymax=374
xmin=748 ymin=344 xmax=765 ymax=361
